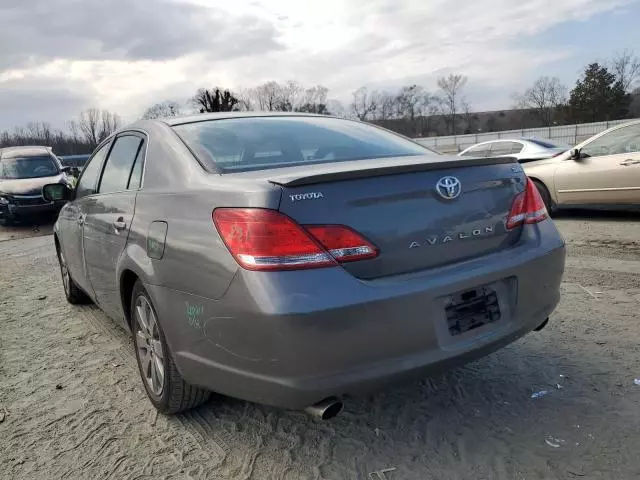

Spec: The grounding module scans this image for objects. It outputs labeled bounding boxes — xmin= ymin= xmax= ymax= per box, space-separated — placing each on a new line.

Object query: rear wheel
xmin=56 ymin=245 xmax=90 ymax=304
xmin=532 ymin=180 xmax=553 ymax=214
xmin=131 ymin=280 xmax=210 ymax=414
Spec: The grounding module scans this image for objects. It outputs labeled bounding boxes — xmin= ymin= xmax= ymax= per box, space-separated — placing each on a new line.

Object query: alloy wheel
xmin=134 ymin=295 xmax=165 ymax=396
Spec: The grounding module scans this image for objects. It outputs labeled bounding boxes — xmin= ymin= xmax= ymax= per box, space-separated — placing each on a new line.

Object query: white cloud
xmin=0 ymin=0 xmax=634 ymax=129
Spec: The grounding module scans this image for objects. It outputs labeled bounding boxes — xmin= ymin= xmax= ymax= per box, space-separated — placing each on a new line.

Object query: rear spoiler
xmin=267 ymin=156 xmax=518 ymax=187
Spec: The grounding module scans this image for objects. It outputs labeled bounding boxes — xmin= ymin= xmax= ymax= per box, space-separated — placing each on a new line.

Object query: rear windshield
xmin=0 ymin=155 xmax=59 ymax=179
xmin=172 ymin=116 xmax=435 ymax=173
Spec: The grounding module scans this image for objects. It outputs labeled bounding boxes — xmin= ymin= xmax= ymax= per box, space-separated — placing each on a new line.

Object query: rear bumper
xmin=147 ymin=220 xmax=566 ymax=409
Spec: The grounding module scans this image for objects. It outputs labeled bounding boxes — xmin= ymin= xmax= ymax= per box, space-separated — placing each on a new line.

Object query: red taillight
xmin=212 ymin=208 xmax=378 ymax=271
xmin=506 ymin=178 xmax=548 ymax=230
xmin=305 ymin=225 xmax=378 ymax=263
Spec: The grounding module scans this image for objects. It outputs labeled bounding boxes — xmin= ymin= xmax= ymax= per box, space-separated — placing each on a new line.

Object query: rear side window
xmin=127 ymin=142 xmax=145 ymax=189
xmin=461 ymin=144 xmax=491 ymax=157
xmin=98 ymin=135 xmax=143 ymax=194
xmin=490 ymin=142 xmax=512 ymax=156
xmin=172 ymin=117 xmax=434 ymax=173
xmin=490 ymin=141 xmax=522 ymax=156
xmin=76 ymin=143 xmax=110 ymax=198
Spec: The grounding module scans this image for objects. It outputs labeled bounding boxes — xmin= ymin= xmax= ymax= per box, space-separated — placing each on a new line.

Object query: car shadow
xmin=163 ymin=333 xmax=601 ymax=479
xmin=0 ymin=214 xmax=57 ymax=241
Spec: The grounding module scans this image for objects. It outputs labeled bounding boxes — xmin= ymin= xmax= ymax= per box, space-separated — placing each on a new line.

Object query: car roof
xmin=0 ymin=145 xmax=54 ymax=159
xmin=160 ymin=111 xmax=337 ymax=127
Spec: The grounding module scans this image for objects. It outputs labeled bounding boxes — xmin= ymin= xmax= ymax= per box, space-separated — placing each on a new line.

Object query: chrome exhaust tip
xmin=304 ymin=397 xmax=343 ymax=420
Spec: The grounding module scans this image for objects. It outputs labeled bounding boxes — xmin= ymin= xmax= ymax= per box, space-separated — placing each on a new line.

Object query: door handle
xmin=113 ymin=218 xmax=127 ymax=232
xmin=620 ymin=159 xmax=640 ymax=166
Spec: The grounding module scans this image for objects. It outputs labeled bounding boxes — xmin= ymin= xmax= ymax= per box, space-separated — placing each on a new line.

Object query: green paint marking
xmin=185 ymin=302 xmax=204 ymax=329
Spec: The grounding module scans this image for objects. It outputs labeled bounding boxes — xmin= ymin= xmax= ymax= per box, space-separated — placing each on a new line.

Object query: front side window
xmin=76 ymin=143 xmax=110 ymax=199
xmin=98 ymin=135 xmax=143 ymax=194
xmin=172 ymin=116 xmax=435 ymax=173
xmin=0 ymin=155 xmax=59 ymax=179
xmin=581 ymin=124 xmax=640 ymax=158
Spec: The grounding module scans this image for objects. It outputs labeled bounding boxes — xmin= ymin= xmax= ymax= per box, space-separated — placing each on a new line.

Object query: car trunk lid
xmin=272 ymin=156 xmax=526 ymax=279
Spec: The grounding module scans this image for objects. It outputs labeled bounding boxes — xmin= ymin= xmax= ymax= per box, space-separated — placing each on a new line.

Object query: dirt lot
xmin=1 ymin=211 xmax=640 ymax=480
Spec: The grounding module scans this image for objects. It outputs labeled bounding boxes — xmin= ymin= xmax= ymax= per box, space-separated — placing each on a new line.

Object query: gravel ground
xmin=1 ymin=211 xmax=640 ymax=480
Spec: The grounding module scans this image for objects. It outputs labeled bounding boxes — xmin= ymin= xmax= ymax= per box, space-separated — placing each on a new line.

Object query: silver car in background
xmin=44 ymin=113 xmax=566 ymax=418
xmin=459 ymin=138 xmax=569 ymax=163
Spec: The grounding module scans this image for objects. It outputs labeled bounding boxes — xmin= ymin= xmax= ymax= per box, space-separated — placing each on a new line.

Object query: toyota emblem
xmin=435 ymin=176 xmax=462 ymax=200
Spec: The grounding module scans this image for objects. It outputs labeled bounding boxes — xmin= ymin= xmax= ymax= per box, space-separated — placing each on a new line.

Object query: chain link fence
xmin=415 ymin=118 xmax=639 ymax=154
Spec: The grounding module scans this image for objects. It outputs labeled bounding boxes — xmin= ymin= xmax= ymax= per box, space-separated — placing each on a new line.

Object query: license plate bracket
xmin=445 ymin=286 xmax=501 ymax=336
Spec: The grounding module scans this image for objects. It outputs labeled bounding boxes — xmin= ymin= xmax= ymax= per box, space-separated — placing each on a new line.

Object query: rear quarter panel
xmin=121 ymin=182 xmax=283 ymax=301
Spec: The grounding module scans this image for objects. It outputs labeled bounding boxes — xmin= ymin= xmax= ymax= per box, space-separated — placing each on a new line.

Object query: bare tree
xmin=193 ymin=88 xmax=239 ymax=113
xmin=327 ymin=99 xmax=348 ymax=118
xmin=295 ymin=85 xmax=330 ymax=114
xmin=351 ymin=86 xmax=378 ymax=121
xmin=74 ymin=108 xmax=121 ymax=148
xmin=277 ymin=80 xmax=303 ymax=111
xmin=461 ymin=99 xmax=476 ymax=134
xmin=610 ymin=49 xmax=640 ymax=92
xmin=78 ymin=108 xmax=101 ymax=148
xmin=235 ymin=89 xmax=255 ymax=111
xmin=395 ymin=85 xmax=426 ymax=122
xmin=252 ymin=81 xmax=283 ymax=111
xmin=100 ymin=110 xmax=121 ymax=140
xmin=142 ymin=100 xmax=181 ymax=119
xmin=514 ymin=76 xmax=567 ymax=126
xmin=437 ymin=74 xmax=468 ymax=135
xmin=372 ymin=91 xmax=396 ymax=121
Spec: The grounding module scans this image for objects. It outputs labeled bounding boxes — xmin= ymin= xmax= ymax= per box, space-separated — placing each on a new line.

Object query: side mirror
xmin=569 ymin=148 xmax=581 ymax=160
xmin=42 ymin=183 xmax=71 ymax=202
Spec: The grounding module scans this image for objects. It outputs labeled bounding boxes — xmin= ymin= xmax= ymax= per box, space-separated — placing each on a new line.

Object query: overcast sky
xmin=1 ymin=0 xmax=639 ymax=131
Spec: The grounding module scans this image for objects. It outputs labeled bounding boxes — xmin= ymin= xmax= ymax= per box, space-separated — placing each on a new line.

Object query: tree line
xmin=141 ymin=48 xmax=640 ymax=136
xmin=0 ymin=108 xmax=121 ymax=156
xmin=514 ymin=50 xmax=640 ymax=127
xmin=1 ymin=49 xmax=638 ymax=155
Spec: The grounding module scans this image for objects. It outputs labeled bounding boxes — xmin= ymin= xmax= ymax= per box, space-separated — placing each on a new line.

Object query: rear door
xmin=83 ymin=132 xmax=145 ymax=319
xmin=58 ymin=141 xmax=111 ymax=297
xmin=554 ymin=123 xmax=640 ymax=204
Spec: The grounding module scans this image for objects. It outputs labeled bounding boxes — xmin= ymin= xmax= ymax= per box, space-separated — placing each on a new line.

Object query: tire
xmin=131 ymin=280 xmax=210 ymax=414
xmin=56 ymin=245 xmax=91 ymax=304
xmin=532 ymin=180 xmax=553 ymax=214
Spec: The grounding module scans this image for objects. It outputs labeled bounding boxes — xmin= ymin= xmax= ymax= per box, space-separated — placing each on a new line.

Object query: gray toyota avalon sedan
xmin=44 ymin=113 xmax=565 ymax=418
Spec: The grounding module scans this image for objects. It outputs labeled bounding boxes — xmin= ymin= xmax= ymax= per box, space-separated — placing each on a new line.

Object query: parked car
xmin=523 ymin=120 xmax=640 ymax=212
xmin=458 ymin=138 xmax=569 ymax=163
xmin=44 ymin=113 xmax=565 ymax=417
xmin=59 ymin=154 xmax=91 ymax=172
xmin=0 ymin=146 xmax=72 ymax=225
